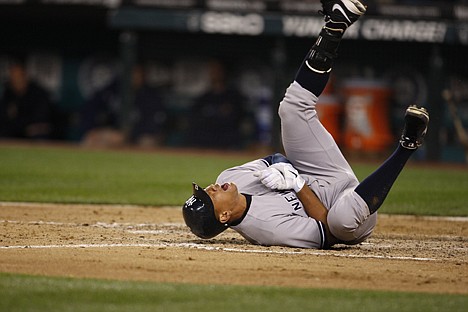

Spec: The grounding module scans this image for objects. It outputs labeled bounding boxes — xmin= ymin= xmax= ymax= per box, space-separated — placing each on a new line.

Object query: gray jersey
xmin=217 ymin=81 xmax=377 ymax=248
xmin=216 ymin=159 xmax=327 ymax=249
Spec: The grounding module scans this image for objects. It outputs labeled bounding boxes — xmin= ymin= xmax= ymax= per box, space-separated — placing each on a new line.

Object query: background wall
xmin=1 ymin=0 xmax=467 ymax=162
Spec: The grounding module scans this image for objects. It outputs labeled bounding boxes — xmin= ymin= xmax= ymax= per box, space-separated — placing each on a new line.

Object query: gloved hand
xmin=254 ymin=163 xmax=305 ymax=193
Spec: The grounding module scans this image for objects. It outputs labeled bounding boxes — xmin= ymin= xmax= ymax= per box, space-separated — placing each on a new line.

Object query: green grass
xmin=0 ymin=273 xmax=466 ymax=312
xmin=0 ymin=145 xmax=467 ymax=216
xmin=1 ymin=146 xmax=467 ymax=309
xmin=368 ymin=167 xmax=468 ymax=216
xmin=0 ymin=145 xmax=251 ymax=206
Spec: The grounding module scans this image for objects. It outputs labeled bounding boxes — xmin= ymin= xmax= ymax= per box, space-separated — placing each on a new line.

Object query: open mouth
xmin=221 ymin=183 xmax=230 ymax=191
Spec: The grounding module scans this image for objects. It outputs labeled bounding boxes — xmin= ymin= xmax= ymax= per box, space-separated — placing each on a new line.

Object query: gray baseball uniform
xmin=216 ymin=81 xmax=376 ymax=248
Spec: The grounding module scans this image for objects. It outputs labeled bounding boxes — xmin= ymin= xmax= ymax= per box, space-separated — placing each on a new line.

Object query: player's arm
xmin=254 ymin=161 xmax=328 ymax=223
xmin=295 ymin=185 xmax=327 ymax=224
xmin=255 ymin=162 xmax=338 ymax=246
xmin=295 ymin=185 xmax=338 ymax=247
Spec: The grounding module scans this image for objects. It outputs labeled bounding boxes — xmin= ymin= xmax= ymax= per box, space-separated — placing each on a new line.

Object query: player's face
xmin=204 ymin=182 xmax=239 ymax=220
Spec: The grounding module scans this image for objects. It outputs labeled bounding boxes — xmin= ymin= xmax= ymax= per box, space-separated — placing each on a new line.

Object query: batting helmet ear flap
xmin=182 ymin=183 xmax=228 ymax=239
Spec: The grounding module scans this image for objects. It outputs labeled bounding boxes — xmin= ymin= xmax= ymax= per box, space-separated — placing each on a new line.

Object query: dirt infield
xmin=0 ymin=202 xmax=466 ymax=294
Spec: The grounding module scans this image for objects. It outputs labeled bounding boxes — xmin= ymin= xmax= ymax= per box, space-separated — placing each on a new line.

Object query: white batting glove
xmin=254 ymin=167 xmax=284 ymax=190
xmin=271 ymin=163 xmax=305 ymax=192
xmin=254 ymin=163 xmax=305 ymax=193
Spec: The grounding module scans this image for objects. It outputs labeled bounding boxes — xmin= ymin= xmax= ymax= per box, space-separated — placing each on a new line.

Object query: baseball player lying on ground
xmin=182 ymin=0 xmax=430 ymax=249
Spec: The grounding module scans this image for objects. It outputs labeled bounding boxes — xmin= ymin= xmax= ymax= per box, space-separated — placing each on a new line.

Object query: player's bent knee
xmin=327 ymin=209 xmax=360 ymax=242
xmin=327 ymin=192 xmax=377 ymax=243
xmin=278 ymin=101 xmax=296 ymax=121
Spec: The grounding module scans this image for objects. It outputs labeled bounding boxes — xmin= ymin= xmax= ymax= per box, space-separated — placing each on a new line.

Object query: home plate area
xmin=0 ymin=203 xmax=466 ymax=294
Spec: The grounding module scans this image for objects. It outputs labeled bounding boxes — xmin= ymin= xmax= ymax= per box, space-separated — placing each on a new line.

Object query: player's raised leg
xmin=295 ymin=0 xmax=366 ymax=95
xmin=354 ymin=105 xmax=429 ymax=214
xmin=280 ymin=0 xmax=366 ymax=180
xmin=327 ymin=106 xmax=429 ymax=243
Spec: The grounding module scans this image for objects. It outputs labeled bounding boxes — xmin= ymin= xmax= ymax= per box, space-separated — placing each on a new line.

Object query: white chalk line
xmin=1 ymin=219 xmax=466 ymax=261
xmin=0 ymin=202 xmax=166 ymax=210
xmin=128 ymin=230 xmax=167 ymax=234
xmin=0 ymin=219 xmax=181 ymax=229
xmin=0 ymin=241 xmax=438 ymax=262
xmin=379 ymin=214 xmax=468 ymax=222
xmin=3 ymin=219 xmax=465 ymax=248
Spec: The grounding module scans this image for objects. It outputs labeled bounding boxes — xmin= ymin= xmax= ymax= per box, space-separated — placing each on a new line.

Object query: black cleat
xmin=400 ymin=105 xmax=430 ymax=150
xmin=320 ymin=0 xmax=367 ymax=35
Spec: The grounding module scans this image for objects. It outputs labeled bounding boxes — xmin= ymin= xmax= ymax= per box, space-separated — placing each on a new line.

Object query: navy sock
xmin=354 ymin=145 xmax=414 ymax=214
xmin=295 ymin=65 xmax=330 ymax=97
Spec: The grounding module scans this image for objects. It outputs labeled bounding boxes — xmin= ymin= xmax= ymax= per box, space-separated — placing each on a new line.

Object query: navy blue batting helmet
xmin=182 ymin=183 xmax=228 ymax=239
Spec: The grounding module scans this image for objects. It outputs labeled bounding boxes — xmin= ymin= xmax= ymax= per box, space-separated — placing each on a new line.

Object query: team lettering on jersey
xmin=278 ymin=190 xmax=303 ymax=211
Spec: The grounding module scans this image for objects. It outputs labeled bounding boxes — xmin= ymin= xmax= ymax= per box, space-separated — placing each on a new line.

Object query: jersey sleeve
xmin=216 ymin=159 xmax=270 ymax=195
xmin=218 ymin=157 xmax=328 ymax=249
xmin=236 ymin=214 xmax=326 ymax=249
xmin=273 ymin=216 xmax=327 ymax=249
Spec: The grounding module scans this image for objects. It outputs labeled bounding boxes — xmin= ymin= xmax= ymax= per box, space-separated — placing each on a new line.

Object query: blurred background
xmin=0 ymin=0 xmax=467 ymax=163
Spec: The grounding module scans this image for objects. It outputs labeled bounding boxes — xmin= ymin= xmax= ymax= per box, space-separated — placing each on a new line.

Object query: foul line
xmin=0 ymin=242 xmax=437 ymax=262
xmin=0 ymin=220 xmax=180 ymax=229
xmin=1 ymin=218 xmax=463 ymax=262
